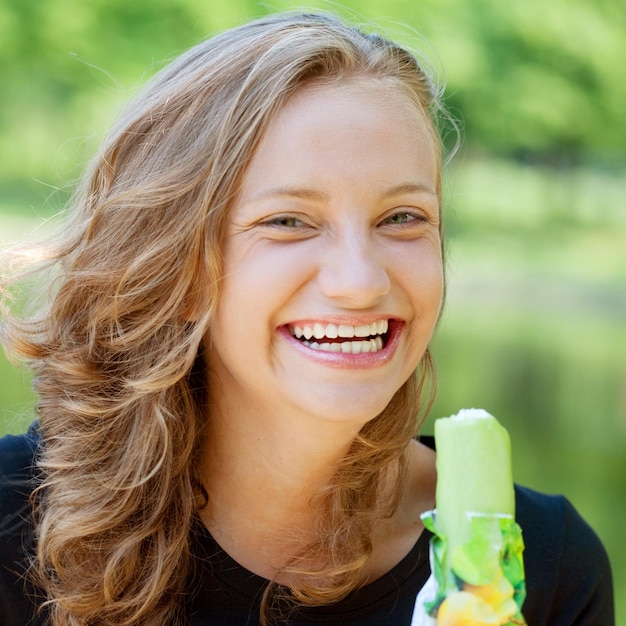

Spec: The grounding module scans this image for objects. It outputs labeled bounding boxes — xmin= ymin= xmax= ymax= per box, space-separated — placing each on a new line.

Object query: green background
xmin=1 ymin=0 xmax=624 ymax=621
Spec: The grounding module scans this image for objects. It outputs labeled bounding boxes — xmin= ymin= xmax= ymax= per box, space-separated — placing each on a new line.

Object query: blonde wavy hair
xmin=0 ymin=12 xmax=452 ymax=626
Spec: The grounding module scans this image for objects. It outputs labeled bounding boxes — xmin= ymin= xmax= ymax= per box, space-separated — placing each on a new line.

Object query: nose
xmin=317 ymin=230 xmax=391 ymax=307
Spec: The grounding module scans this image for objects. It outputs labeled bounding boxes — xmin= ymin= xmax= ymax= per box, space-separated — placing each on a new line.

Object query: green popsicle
xmin=435 ymin=408 xmax=515 ymax=550
xmin=418 ymin=408 xmax=527 ymax=624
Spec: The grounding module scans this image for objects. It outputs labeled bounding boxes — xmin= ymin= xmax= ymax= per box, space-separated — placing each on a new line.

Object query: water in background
xmin=424 ymin=165 xmax=626 ymax=620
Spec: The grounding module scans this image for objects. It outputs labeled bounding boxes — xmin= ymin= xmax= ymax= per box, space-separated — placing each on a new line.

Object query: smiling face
xmin=206 ymin=79 xmax=443 ymax=429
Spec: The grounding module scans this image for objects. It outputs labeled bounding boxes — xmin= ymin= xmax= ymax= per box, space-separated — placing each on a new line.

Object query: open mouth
xmin=287 ymin=320 xmax=391 ymax=354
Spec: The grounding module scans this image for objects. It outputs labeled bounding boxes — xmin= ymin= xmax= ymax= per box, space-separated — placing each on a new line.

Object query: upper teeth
xmin=291 ymin=320 xmax=388 ymax=340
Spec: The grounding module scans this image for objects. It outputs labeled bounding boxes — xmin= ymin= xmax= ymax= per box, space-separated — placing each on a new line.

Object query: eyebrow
xmin=383 ymin=182 xmax=438 ymax=198
xmin=243 ymin=187 xmax=329 ymax=205
xmin=243 ymin=182 xmax=437 ymax=205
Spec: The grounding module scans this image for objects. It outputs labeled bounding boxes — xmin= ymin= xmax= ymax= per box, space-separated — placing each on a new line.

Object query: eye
xmin=263 ymin=214 xmax=308 ymax=229
xmin=379 ymin=211 xmax=424 ymax=226
xmin=253 ymin=213 xmax=317 ymax=241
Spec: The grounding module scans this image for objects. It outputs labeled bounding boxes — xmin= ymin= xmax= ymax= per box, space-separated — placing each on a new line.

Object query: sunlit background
xmin=1 ymin=0 xmax=624 ymax=621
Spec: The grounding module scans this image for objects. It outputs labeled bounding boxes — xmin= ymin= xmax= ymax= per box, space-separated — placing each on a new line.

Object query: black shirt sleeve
xmin=0 ymin=425 xmax=45 ymax=625
xmin=516 ymin=484 xmax=615 ymax=625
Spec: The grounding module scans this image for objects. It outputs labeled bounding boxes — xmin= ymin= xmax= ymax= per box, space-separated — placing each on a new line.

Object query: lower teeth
xmin=302 ymin=337 xmax=383 ymax=354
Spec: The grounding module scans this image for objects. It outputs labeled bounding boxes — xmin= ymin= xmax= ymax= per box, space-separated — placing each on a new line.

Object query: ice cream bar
xmin=435 ymin=408 xmax=515 ymax=549
xmin=412 ymin=409 xmax=527 ymax=625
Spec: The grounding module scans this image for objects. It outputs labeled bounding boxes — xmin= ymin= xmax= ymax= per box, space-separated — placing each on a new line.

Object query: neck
xmin=196 ymin=398 xmax=363 ymax=576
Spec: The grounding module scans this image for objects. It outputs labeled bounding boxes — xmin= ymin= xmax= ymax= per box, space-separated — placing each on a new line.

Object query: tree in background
xmin=1 ymin=0 xmax=624 ymax=204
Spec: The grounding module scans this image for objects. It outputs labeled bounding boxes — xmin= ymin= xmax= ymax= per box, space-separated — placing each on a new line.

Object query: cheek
xmin=212 ymin=249 xmax=299 ymax=337
xmin=394 ymin=240 xmax=444 ymax=307
xmin=228 ymin=243 xmax=318 ymax=306
xmin=428 ymin=250 xmax=445 ymax=303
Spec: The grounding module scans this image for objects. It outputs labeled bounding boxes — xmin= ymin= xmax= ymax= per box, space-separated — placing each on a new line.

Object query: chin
xmin=302 ymin=392 xmax=396 ymax=429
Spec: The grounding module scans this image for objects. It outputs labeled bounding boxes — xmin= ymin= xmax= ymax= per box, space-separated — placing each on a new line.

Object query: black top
xmin=0 ymin=425 xmax=615 ymax=625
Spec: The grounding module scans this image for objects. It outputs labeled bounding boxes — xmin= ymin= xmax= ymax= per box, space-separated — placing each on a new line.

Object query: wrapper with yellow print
xmin=412 ymin=409 xmax=527 ymax=626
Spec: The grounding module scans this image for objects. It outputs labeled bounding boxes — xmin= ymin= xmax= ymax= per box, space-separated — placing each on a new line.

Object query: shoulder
xmin=515 ymin=484 xmax=615 ymax=625
xmin=0 ymin=421 xmax=39 ymax=551
xmin=0 ymin=423 xmax=44 ymax=625
xmin=0 ymin=422 xmax=39 ymax=544
xmin=0 ymin=422 xmax=40 ymax=470
xmin=0 ymin=422 xmax=40 ymax=519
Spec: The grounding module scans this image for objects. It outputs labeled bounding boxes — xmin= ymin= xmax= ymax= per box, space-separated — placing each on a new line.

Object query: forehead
xmin=235 ymin=79 xmax=439 ymax=214
xmin=284 ymin=76 xmax=431 ymax=133
xmin=235 ymin=78 xmax=439 ymax=198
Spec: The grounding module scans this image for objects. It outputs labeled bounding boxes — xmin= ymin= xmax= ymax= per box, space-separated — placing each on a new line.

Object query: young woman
xmin=0 ymin=12 xmax=614 ymax=626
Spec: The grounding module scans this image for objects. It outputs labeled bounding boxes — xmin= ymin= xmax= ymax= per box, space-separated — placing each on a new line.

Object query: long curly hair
xmin=0 ymin=12 xmax=452 ymax=626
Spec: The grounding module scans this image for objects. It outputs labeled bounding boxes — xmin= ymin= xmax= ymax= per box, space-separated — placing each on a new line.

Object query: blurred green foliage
xmin=1 ymin=0 xmax=625 ymax=201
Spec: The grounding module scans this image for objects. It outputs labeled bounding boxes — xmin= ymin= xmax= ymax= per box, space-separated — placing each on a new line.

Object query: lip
xmin=286 ymin=315 xmax=395 ymax=327
xmin=278 ymin=319 xmax=404 ymax=369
